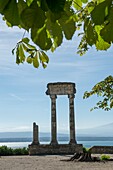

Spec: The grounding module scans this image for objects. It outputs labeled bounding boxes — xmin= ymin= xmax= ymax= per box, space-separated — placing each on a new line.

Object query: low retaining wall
xmin=89 ymin=146 xmax=113 ymax=154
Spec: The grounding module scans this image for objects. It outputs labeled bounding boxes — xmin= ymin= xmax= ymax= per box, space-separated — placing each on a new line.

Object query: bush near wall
xmin=0 ymin=146 xmax=29 ymax=156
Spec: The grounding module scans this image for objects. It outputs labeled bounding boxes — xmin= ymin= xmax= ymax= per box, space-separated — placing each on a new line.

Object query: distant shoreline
xmin=0 ymin=137 xmax=113 ymax=149
xmin=0 ymin=136 xmax=113 ymax=142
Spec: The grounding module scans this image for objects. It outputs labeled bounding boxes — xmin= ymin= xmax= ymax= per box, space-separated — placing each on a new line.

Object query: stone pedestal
xmin=29 ymin=144 xmax=83 ymax=155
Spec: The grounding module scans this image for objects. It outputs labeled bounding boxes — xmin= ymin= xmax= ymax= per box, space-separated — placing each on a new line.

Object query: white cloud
xmin=13 ymin=126 xmax=32 ymax=132
xmin=9 ymin=93 xmax=25 ymax=102
xmin=0 ymin=125 xmax=31 ymax=132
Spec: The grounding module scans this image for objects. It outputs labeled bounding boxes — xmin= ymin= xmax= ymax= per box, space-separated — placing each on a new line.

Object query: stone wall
xmin=89 ymin=146 xmax=113 ymax=154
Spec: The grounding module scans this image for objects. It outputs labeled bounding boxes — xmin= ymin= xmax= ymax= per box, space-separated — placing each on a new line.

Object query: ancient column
xmin=50 ymin=94 xmax=58 ymax=145
xmin=68 ymin=94 xmax=76 ymax=144
xmin=32 ymin=122 xmax=39 ymax=144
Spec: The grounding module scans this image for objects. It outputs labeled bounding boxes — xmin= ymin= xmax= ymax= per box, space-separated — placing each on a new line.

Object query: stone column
xmin=50 ymin=94 xmax=58 ymax=145
xmin=32 ymin=122 xmax=39 ymax=144
xmin=68 ymin=94 xmax=76 ymax=144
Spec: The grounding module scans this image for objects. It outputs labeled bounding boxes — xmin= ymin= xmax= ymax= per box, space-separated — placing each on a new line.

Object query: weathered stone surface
xmin=46 ymin=82 xmax=77 ymax=145
xmin=68 ymin=94 xmax=76 ymax=144
xmin=46 ymin=82 xmax=76 ymax=95
xmin=50 ymin=95 xmax=58 ymax=145
xmin=32 ymin=123 xmax=39 ymax=145
xmin=89 ymin=146 xmax=113 ymax=154
xmin=29 ymin=82 xmax=83 ymax=155
xmin=29 ymin=144 xmax=83 ymax=155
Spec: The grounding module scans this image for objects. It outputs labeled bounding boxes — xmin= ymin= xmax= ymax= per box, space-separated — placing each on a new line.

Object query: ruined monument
xmin=29 ymin=82 xmax=83 ymax=155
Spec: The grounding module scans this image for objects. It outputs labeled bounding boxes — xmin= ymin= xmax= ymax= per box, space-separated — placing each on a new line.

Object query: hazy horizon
xmin=0 ymin=122 xmax=113 ymax=138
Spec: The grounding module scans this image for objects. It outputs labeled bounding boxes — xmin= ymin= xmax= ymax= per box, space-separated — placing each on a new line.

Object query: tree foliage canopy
xmin=0 ymin=0 xmax=113 ymax=68
xmin=0 ymin=0 xmax=113 ymax=110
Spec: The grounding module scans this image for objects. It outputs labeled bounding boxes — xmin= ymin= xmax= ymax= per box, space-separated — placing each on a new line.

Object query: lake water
xmin=0 ymin=137 xmax=113 ymax=148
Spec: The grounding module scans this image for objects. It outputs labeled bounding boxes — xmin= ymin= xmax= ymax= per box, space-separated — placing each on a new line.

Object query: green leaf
xmin=100 ymin=9 xmax=113 ymax=43
xmin=46 ymin=0 xmax=66 ymax=13
xmin=97 ymin=0 xmax=106 ymax=4
xmin=3 ymin=0 xmax=20 ymax=26
xmin=81 ymin=0 xmax=88 ymax=3
xmin=47 ymin=10 xmax=61 ymax=22
xmin=41 ymin=0 xmax=49 ymax=11
xmin=17 ymin=0 xmax=27 ymax=14
xmin=26 ymin=56 xmax=33 ymax=64
xmin=73 ymin=0 xmax=82 ymax=10
xmin=86 ymin=3 xmax=95 ymax=14
xmin=46 ymin=18 xmax=63 ymax=50
xmin=42 ymin=62 xmax=47 ymax=69
xmin=58 ymin=12 xmax=76 ymax=40
xmin=16 ymin=47 xmax=20 ymax=64
xmin=26 ymin=0 xmax=34 ymax=6
xmin=22 ymin=43 xmax=29 ymax=52
xmin=95 ymin=25 xmax=111 ymax=50
xmin=22 ymin=37 xmax=30 ymax=44
xmin=85 ymin=20 xmax=97 ymax=46
xmin=33 ymin=54 xmax=39 ymax=68
xmin=110 ymin=100 xmax=113 ymax=108
xmin=0 ymin=0 xmax=10 ymax=14
xmin=100 ymin=23 xmax=113 ymax=43
xmin=31 ymin=26 xmax=52 ymax=50
xmin=20 ymin=1 xmax=46 ymax=29
xmin=17 ymin=0 xmax=28 ymax=30
xmin=39 ymin=51 xmax=49 ymax=63
xmin=91 ymin=0 xmax=111 ymax=25
xmin=18 ymin=44 xmax=25 ymax=63
xmin=22 ymin=43 xmax=36 ymax=54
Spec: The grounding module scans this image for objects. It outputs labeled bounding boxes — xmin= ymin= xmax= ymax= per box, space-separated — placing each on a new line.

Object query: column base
xmin=69 ymin=139 xmax=77 ymax=145
xmin=50 ymin=140 xmax=58 ymax=145
xmin=32 ymin=141 xmax=39 ymax=145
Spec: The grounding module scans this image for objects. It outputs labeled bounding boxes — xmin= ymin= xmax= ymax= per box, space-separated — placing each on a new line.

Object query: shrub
xmin=0 ymin=146 xmax=29 ymax=156
xmin=83 ymin=147 xmax=90 ymax=153
xmin=13 ymin=147 xmax=29 ymax=155
xmin=0 ymin=146 xmax=13 ymax=156
xmin=101 ymin=155 xmax=110 ymax=160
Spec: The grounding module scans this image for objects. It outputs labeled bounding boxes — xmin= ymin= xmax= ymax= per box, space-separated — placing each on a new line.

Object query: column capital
xmin=50 ymin=94 xmax=57 ymax=99
xmin=68 ymin=94 xmax=75 ymax=99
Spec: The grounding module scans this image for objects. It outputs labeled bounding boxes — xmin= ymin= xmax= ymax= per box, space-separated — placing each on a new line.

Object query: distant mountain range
xmin=0 ymin=122 xmax=113 ymax=138
xmin=77 ymin=122 xmax=113 ymax=137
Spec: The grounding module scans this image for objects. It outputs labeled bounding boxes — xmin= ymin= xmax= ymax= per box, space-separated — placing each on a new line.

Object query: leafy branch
xmin=83 ymin=76 xmax=113 ymax=111
xmin=12 ymin=37 xmax=49 ymax=69
xmin=0 ymin=0 xmax=113 ymax=68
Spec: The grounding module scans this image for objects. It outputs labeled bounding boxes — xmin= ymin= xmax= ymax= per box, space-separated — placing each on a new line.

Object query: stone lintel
xmin=46 ymin=82 xmax=76 ymax=95
xmin=68 ymin=94 xmax=75 ymax=99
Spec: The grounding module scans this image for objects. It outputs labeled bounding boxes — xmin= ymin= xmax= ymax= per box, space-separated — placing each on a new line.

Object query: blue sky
xmin=0 ymin=15 xmax=113 ymax=133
